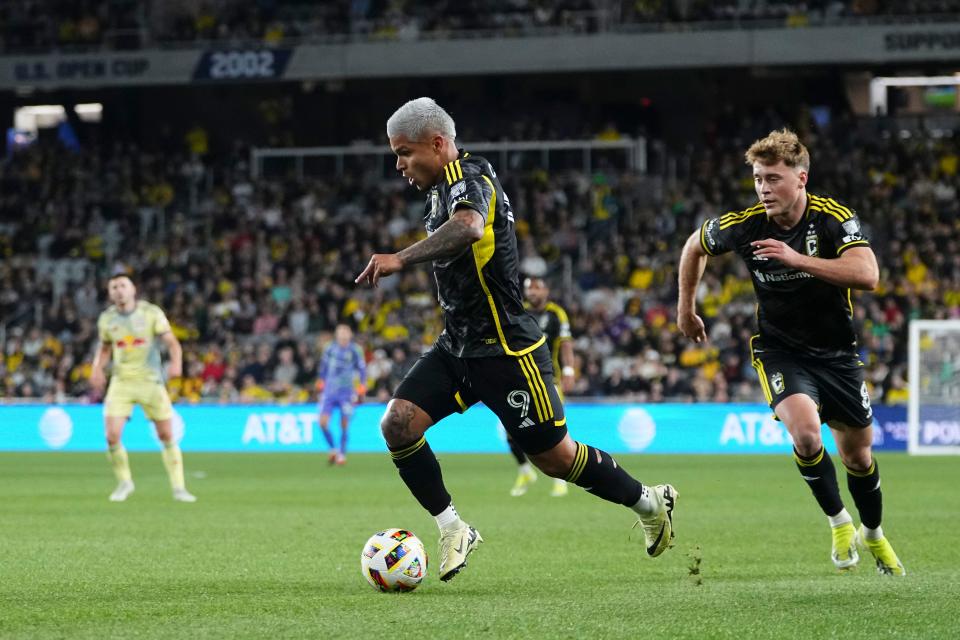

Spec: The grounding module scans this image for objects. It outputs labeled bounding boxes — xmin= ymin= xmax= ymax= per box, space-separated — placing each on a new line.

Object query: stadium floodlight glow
xmin=14 ymin=105 xmax=66 ymax=132
xmin=907 ymin=319 xmax=960 ymax=455
xmin=13 ymin=103 xmax=103 ymax=132
xmin=74 ymin=103 xmax=103 ymax=123
xmin=869 ymin=74 xmax=960 ymax=116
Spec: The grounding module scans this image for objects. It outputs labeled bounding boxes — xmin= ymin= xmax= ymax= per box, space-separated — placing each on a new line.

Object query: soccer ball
xmin=360 ymin=529 xmax=428 ymax=592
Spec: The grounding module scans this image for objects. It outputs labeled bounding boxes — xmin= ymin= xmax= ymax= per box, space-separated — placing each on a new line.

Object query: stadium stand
xmin=2 ymin=103 xmax=957 ymax=405
xmin=4 ymin=0 xmax=960 ymax=53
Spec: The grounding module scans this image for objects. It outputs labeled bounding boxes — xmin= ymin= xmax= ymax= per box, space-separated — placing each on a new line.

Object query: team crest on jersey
xmin=805 ymin=226 xmax=819 ymax=257
xmin=770 ymin=372 xmax=785 ymax=395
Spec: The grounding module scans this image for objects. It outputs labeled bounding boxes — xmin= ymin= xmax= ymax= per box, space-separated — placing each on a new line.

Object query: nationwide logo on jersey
xmin=753 ymin=269 xmax=814 ymax=284
xmin=770 ymin=372 xmax=785 ymax=394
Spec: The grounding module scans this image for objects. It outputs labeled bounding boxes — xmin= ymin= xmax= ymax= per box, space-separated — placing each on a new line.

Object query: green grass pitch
xmin=2 ymin=452 xmax=958 ymax=639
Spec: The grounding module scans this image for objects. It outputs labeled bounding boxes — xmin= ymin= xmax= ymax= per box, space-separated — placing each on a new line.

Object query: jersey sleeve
xmin=318 ymin=345 xmax=331 ymax=379
xmin=152 ymin=306 xmax=172 ymax=335
xmin=553 ymin=306 xmax=572 ymax=341
xmin=353 ymin=344 xmax=367 ymax=386
xmin=97 ymin=313 xmax=111 ymax=344
xmin=822 ymin=208 xmax=870 ymax=256
xmin=442 ymin=158 xmax=494 ymax=221
xmin=699 ymin=215 xmax=739 ymax=256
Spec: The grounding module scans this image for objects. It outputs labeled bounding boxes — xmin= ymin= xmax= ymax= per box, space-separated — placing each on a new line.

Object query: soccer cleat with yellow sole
xmin=509 ymin=468 xmax=537 ymax=497
xmin=550 ymin=479 xmax=569 ymax=497
xmin=857 ymin=525 xmax=905 ymax=576
xmin=831 ymin=521 xmax=859 ymax=571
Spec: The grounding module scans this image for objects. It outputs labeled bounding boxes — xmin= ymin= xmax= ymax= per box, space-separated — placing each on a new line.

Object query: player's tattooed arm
xmin=396 ymin=208 xmax=484 ymax=266
xmin=356 ymin=208 xmax=484 ymax=287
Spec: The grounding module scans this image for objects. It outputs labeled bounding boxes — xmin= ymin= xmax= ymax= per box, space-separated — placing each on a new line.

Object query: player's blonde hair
xmin=745 ymin=128 xmax=810 ymax=171
xmin=386 ymin=97 xmax=456 ymax=142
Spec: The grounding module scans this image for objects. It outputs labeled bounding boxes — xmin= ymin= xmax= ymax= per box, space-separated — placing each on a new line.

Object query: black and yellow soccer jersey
xmin=699 ymin=194 xmax=871 ymax=359
xmin=526 ymin=301 xmax=572 ymax=375
xmin=425 ymin=151 xmax=544 ymax=358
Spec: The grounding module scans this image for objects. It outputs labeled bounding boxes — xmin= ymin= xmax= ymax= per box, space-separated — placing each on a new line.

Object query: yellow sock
xmin=107 ymin=444 xmax=132 ymax=482
xmin=161 ymin=442 xmax=186 ymax=491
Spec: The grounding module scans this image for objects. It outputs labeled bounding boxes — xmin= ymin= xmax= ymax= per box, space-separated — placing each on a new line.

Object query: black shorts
xmin=394 ymin=342 xmax=567 ymax=455
xmin=749 ymin=337 xmax=873 ymax=428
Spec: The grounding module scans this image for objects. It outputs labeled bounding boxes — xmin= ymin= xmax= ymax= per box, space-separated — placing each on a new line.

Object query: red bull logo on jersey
xmin=115 ymin=335 xmax=146 ymax=349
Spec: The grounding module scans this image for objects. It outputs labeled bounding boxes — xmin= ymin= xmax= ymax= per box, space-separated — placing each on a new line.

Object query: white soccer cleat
xmin=109 ymin=480 xmax=135 ymax=502
xmin=634 ymin=484 xmax=678 ymax=557
xmin=172 ymin=488 xmax=197 ymax=503
xmin=438 ymin=523 xmax=483 ymax=582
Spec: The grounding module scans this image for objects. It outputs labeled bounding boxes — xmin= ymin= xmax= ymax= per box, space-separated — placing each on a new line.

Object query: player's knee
xmin=529 ymin=452 xmax=566 ymax=478
xmin=791 ymin=427 xmax=823 ymax=456
xmin=153 ymin=425 xmax=172 ymax=442
xmin=379 ymin=400 xmax=423 ymax=447
xmin=840 ymin=449 xmax=872 ymax=472
xmin=528 ymin=439 xmax=576 ymax=478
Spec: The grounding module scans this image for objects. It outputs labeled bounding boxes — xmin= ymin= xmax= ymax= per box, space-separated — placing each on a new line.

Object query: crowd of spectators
xmin=2 ymin=107 xmax=958 ymax=407
xmin=3 ymin=0 xmax=960 ymax=53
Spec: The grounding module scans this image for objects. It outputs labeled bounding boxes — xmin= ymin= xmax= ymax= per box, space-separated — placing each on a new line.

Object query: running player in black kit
xmin=677 ymin=128 xmax=904 ymax=576
xmin=356 ymin=97 xmax=677 ymax=582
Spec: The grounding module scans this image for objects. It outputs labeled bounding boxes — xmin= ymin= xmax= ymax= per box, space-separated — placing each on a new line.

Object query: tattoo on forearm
xmin=398 ymin=217 xmax=477 ymax=265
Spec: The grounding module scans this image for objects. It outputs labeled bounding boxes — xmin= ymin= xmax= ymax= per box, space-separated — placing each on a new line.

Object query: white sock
xmin=518 ymin=462 xmax=533 ymax=475
xmin=827 ymin=508 xmax=853 ymax=528
xmin=862 ymin=524 xmax=884 ymax=540
xmin=435 ymin=503 xmax=462 ymax=533
xmin=630 ymin=485 xmax=656 ymax=517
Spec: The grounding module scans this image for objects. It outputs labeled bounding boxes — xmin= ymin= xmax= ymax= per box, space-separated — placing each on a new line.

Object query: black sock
xmin=507 ymin=436 xmax=527 ymax=465
xmin=794 ymin=446 xmax=844 ymax=517
xmin=565 ymin=442 xmax=643 ymax=507
xmin=846 ymin=459 xmax=882 ymax=529
xmin=389 ymin=437 xmax=451 ymax=517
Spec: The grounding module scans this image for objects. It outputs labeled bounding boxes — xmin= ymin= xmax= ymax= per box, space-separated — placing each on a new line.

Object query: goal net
xmin=908 ymin=320 xmax=960 ymax=455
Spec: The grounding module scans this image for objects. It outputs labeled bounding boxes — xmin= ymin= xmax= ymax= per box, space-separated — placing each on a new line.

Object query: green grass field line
xmin=1 ymin=453 xmax=957 ymax=639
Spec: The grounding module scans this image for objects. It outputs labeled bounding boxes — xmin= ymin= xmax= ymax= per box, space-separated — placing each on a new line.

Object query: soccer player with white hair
xmin=357 ymin=97 xmax=677 ymax=582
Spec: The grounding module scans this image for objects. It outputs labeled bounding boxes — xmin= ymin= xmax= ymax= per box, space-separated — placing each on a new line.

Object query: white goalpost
xmin=907 ymin=319 xmax=960 ymax=455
